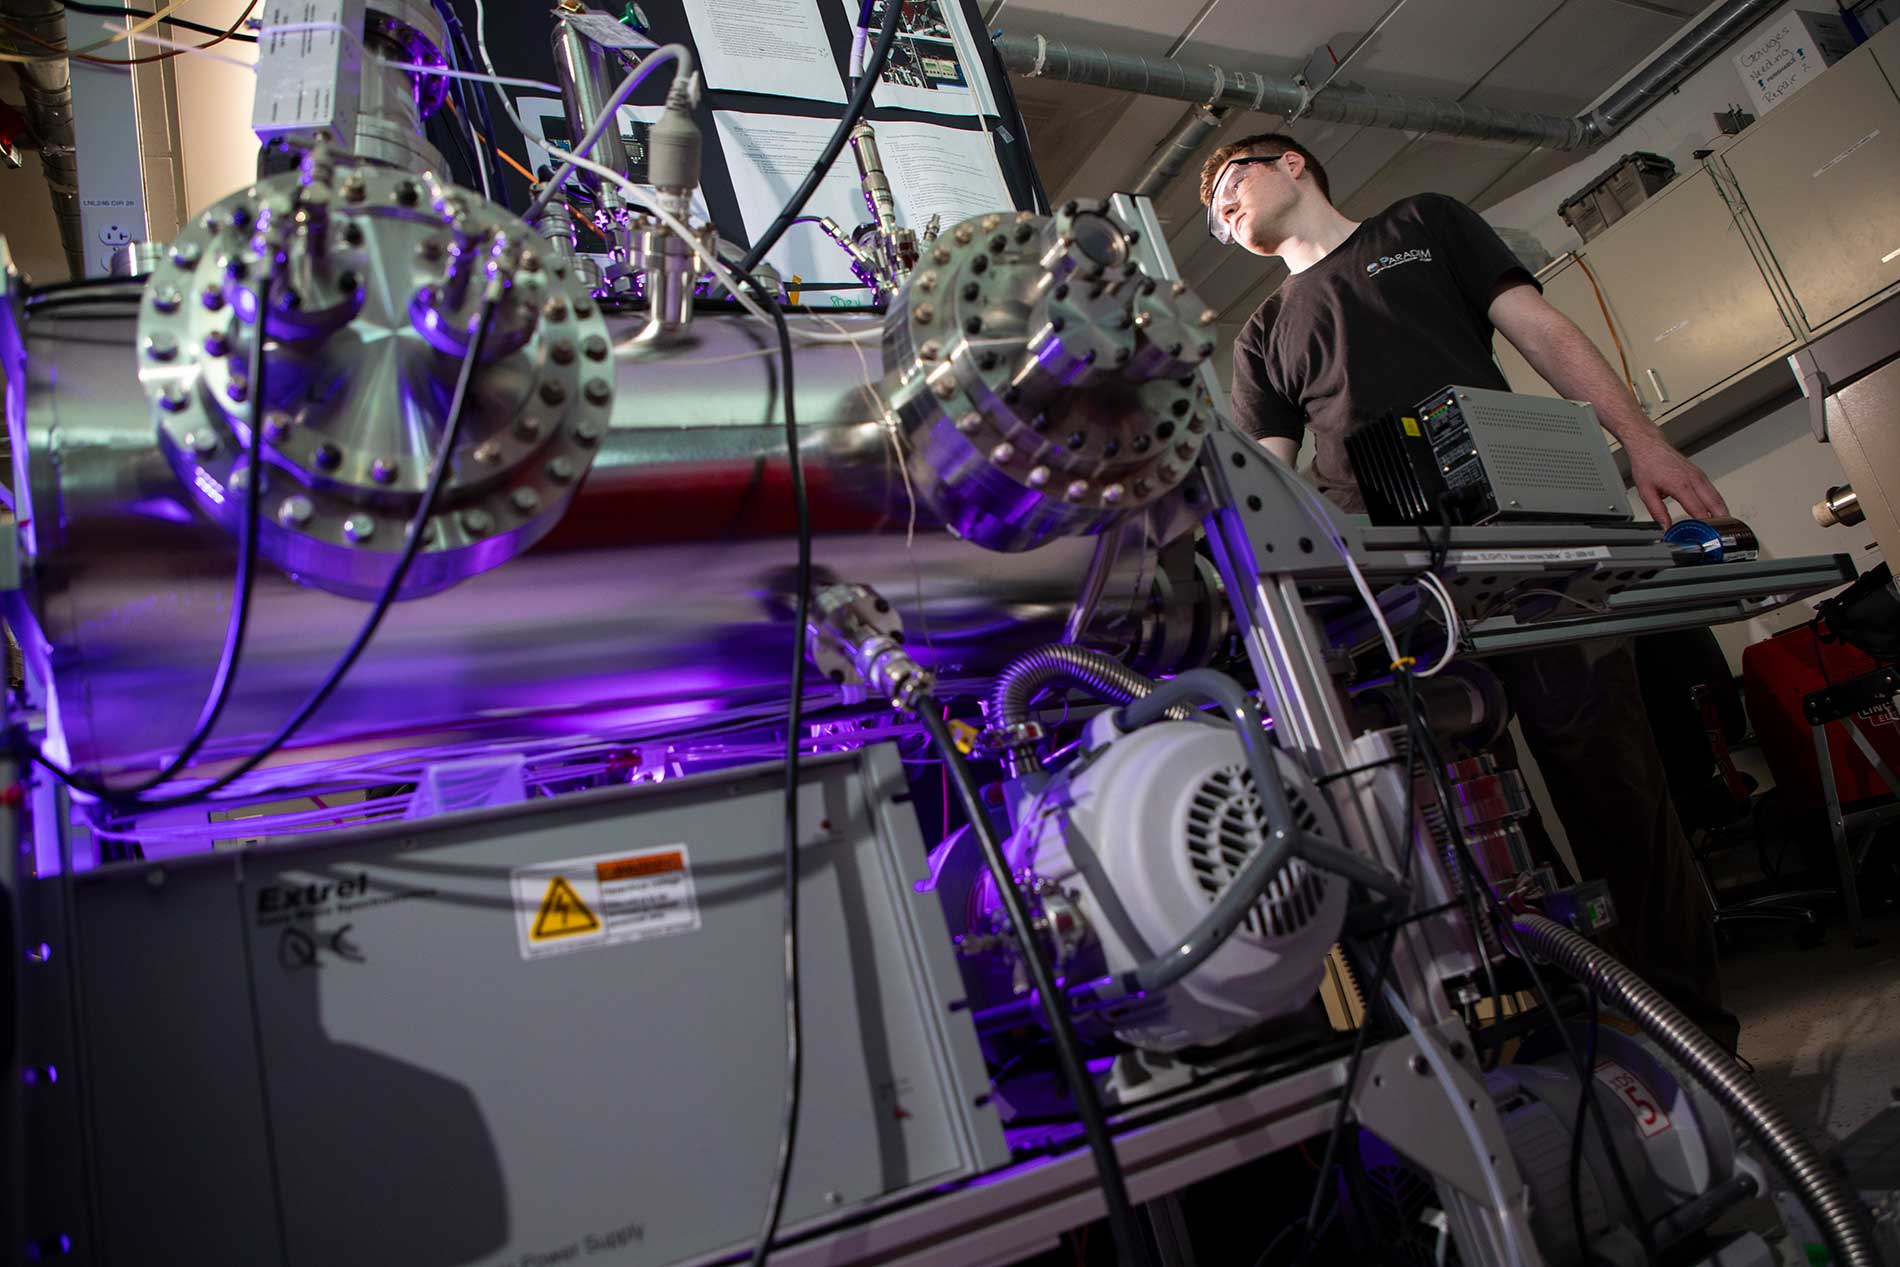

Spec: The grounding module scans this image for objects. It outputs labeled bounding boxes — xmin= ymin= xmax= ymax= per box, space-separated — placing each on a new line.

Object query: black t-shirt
xmin=1230 ymin=193 xmax=1536 ymax=511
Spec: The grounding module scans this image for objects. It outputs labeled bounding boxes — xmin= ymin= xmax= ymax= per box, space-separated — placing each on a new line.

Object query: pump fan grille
xmin=1182 ymin=763 xmax=1328 ymax=939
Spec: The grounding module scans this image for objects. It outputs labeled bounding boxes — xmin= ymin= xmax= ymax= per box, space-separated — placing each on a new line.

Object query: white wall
xmin=1478 ymin=3 xmax=1891 ymax=677
xmin=171 ymin=0 xmax=262 ymax=216
xmin=1485 ymin=2 xmax=1892 ymax=262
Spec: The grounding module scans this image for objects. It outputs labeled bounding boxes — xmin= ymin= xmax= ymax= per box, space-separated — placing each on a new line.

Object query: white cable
xmin=379 ymin=60 xmax=561 ymax=94
xmin=1380 ymin=982 xmax=1527 ymax=1267
xmin=111 ymin=25 xmax=256 ymax=69
xmin=1262 ymin=457 xmax=1403 ymax=667
xmin=472 ymin=0 xmax=882 ymax=347
xmin=1414 ymin=571 xmax=1461 ymax=678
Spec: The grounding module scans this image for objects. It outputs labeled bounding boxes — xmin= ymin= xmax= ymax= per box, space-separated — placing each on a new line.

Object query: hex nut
xmin=278 ymin=494 xmax=315 ymax=527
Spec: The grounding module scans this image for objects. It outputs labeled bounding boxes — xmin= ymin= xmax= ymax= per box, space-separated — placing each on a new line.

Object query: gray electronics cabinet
xmin=1438 ymin=387 xmax=1631 ymax=523
xmin=48 ymin=746 xmax=1007 ymax=1266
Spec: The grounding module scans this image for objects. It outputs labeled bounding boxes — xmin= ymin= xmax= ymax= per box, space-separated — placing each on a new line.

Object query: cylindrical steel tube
xmin=9 ymin=309 xmax=1156 ymax=783
xmin=551 ymin=8 xmax=634 ymax=208
xmin=1131 ymin=105 xmax=1227 ymax=200
xmin=1513 ymin=913 xmax=1880 ymax=1267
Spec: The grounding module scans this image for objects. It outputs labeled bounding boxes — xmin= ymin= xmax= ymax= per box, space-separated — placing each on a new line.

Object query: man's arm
xmin=1256 ymin=435 xmax=1298 ymax=466
xmin=1488 ymin=281 xmax=1727 ymax=528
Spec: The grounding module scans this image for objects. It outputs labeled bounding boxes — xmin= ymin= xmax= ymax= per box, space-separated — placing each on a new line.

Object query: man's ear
xmin=1282 ymin=150 xmax=1307 ymax=184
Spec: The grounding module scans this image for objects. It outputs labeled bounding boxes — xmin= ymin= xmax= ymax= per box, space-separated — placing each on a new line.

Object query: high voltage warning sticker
xmin=512 ymin=845 xmax=701 ymax=960
xmin=532 ymin=876 xmax=599 ymax=940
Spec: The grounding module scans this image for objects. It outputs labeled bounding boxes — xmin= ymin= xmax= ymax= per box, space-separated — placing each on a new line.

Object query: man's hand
xmin=1490 ymin=283 xmax=1729 ymax=529
xmin=1620 ymin=429 xmax=1727 ymax=529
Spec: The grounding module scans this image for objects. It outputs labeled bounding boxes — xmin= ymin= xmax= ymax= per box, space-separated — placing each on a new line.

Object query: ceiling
xmin=984 ymin=0 xmax=1709 ymax=359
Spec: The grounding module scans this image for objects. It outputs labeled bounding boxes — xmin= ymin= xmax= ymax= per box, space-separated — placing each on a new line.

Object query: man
xmin=1200 ymin=133 xmax=1739 ymax=1048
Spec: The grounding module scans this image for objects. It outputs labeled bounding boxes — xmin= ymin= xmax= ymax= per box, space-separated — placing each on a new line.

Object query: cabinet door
xmin=1583 ymin=168 xmax=1793 ymax=412
xmin=1494 ymin=258 xmax=1632 ymax=402
xmin=1724 ymin=44 xmax=1900 ymax=329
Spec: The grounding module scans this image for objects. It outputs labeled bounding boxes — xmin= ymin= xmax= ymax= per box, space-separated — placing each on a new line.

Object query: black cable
xmin=22 ymin=275 xmax=145 ymax=298
xmin=57 ymin=0 xmax=259 ymax=41
xmin=734 ymin=0 xmax=903 ymax=275
xmin=1569 ymin=987 xmax=1601 ymax=1263
xmin=430 ymin=0 xmax=511 ymax=207
xmin=1313 ymin=754 xmax=1404 ymax=785
xmin=1284 ymin=668 xmax=1422 ymax=1267
xmin=18 ymin=295 xmax=144 ymax=317
xmin=913 ymin=703 xmax=1154 ymax=1267
xmin=731 ymin=266 xmax=808 ymax=1267
xmin=34 ymin=290 xmax=502 ymax=812
xmin=1411 ymin=718 xmax=1658 ymax=1264
xmin=31 ymin=277 xmax=271 ymax=800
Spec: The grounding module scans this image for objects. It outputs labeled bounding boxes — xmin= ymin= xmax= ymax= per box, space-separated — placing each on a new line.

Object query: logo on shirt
xmin=1365 ymin=248 xmax=1433 ymax=276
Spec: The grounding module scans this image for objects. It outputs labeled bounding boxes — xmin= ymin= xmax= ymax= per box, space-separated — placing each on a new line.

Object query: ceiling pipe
xmin=1583 ymin=0 xmax=1784 ymax=138
xmin=1131 ymin=104 xmax=1227 ymax=198
xmin=995 ymin=0 xmax=1789 ymax=155
xmin=994 ymin=31 xmax=1589 ymax=150
xmin=3 ymin=0 xmax=85 ymax=279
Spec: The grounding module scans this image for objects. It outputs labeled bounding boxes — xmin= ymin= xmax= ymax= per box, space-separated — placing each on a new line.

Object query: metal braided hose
xmin=988 ymin=644 xmax=1187 ymax=774
xmin=1513 ymin=913 xmax=1879 ymax=1267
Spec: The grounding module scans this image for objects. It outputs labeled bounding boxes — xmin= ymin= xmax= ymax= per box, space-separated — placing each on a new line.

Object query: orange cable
xmin=443 ymin=98 xmax=607 ymax=243
xmin=1572 ymin=252 xmax=1636 ymax=396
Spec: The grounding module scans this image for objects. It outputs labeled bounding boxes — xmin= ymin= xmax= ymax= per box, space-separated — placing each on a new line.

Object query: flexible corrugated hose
xmin=1513 ymin=913 xmax=1879 ymax=1267
xmin=988 ymin=643 xmax=1185 ymax=774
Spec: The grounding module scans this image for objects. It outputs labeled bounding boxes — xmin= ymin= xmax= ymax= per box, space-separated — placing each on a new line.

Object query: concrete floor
xmin=1712 ymin=895 xmax=1900 ymax=1264
xmin=1727 ymin=907 xmax=1900 ymax=1149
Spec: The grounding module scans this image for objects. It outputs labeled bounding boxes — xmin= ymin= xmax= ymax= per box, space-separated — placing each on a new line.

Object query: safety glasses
xmin=1205 ymin=154 xmax=1285 ymax=245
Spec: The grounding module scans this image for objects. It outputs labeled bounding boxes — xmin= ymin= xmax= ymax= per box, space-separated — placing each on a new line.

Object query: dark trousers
xmin=1487 ymin=639 xmax=1740 ymax=1050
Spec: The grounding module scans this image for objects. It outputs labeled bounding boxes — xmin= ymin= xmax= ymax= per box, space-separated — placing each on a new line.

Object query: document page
xmin=834 ymin=0 xmax=998 ymax=117
xmin=713 ymin=111 xmax=1013 ymax=298
xmin=681 ymin=0 xmax=847 ymax=103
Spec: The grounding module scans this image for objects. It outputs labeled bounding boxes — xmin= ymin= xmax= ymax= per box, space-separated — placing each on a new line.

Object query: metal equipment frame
xmin=1 ymin=191 xmax=1862 ymax=1267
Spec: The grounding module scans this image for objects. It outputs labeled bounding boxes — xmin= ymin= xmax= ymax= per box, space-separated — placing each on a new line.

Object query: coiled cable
xmin=988 ymin=643 xmax=1186 ymax=773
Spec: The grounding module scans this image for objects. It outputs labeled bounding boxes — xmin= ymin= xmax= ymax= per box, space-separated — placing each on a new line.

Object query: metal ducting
xmin=994 ymin=32 xmax=1590 ymax=151
xmin=3 ymin=0 xmax=84 ymax=279
xmin=1582 ymin=0 xmax=1784 ymax=139
xmin=1132 ymin=104 xmax=1228 ymax=198
xmin=996 ymin=0 xmax=1792 ymax=156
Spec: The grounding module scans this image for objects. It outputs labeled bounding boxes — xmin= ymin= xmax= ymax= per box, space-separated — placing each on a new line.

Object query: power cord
xmin=430 ymin=0 xmax=512 ymax=206
xmin=30 ymin=276 xmax=273 ymax=800
xmin=57 ymin=0 xmax=259 ymax=42
xmin=912 ymin=703 xmax=1154 ymax=1267
xmin=1284 ymin=668 xmax=1424 ymax=1267
xmin=733 ymin=0 xmax=902 ymax=274
xmin=725 ymin=265 xmax=809 ymax=1267
xmin=33 ymin=290 xmax=503 ymax=812
xmin=1569 ymin=986 xmax=1601 ymax=1261
xmin=1409 ymin=715 xmax=1657 ymax=1265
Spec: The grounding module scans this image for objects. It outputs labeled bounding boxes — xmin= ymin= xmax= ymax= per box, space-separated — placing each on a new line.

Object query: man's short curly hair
xmin=1198 ymin=133 xmax=1331 ymax=205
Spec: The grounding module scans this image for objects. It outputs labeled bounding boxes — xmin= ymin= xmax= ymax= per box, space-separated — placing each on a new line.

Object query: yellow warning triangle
xmin=531 ymin=875 xmax=601 ymax=941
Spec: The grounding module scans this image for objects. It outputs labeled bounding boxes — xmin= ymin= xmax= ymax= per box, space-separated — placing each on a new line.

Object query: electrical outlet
xmin=97 ymin=223 xmax=133 ymax=247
